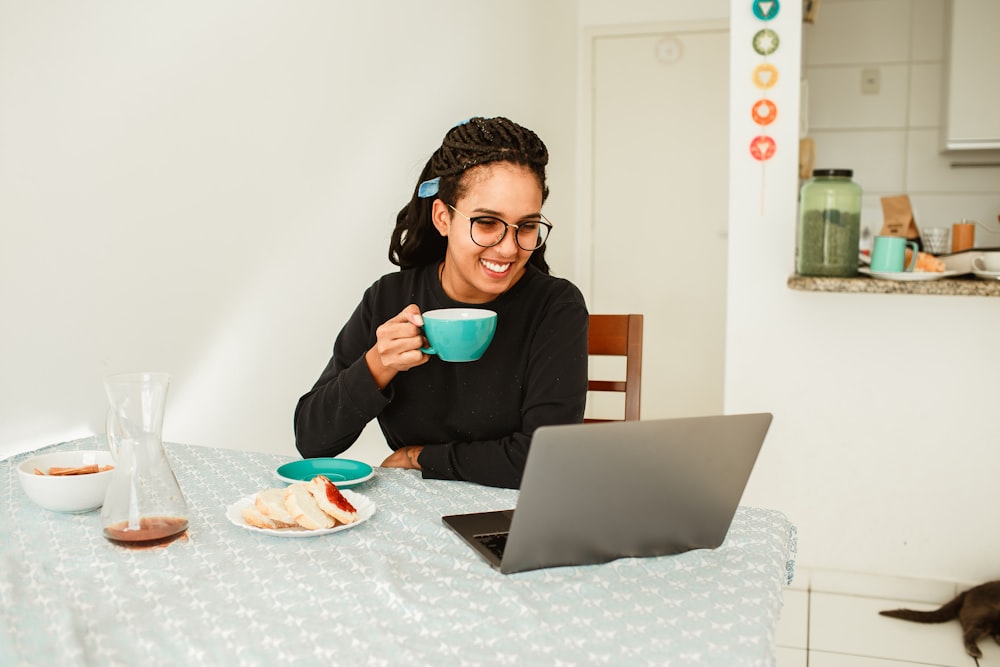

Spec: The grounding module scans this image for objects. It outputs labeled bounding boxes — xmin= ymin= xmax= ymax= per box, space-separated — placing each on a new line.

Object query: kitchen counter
xmin=788 ymin=274 xmax=1000 ymax=297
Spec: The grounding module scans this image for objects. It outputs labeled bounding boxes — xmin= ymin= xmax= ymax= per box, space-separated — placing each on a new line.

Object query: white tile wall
xmin=803 ymin=0 xmax=913 ymax=66
xmin=907 ymin=130 xmax=1000 ymax=193
xmin=802 ymin=0 xmax=1000 ymax=245
xmin=908 ymin=63 xmax=942 ymax=127
xmin=810 ymin=129 xmax=907 ymax=192
xmin=807 ymin=64 xmax=909 ymax=129
xmin=909 ymin=0 xmax=946 ymax=62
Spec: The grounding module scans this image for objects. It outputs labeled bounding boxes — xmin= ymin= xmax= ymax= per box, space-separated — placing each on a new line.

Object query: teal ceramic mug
xmin=419 ymin=308 xmax=497 ymax=362
xmin=870 ymin=236 xmax=918 ymax=272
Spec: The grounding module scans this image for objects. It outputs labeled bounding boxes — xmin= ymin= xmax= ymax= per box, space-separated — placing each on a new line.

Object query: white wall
xmin=577 ymin=0 xmax=728 ymax=25
xmin=0 ymin=0 xmax=577 ymax=461
xmin=727 ymin=0 xmax=1000 ymax=584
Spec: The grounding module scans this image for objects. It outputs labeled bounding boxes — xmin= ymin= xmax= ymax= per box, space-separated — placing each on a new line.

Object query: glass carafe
xmin=101 ymin=372 xmax=189 ymax=546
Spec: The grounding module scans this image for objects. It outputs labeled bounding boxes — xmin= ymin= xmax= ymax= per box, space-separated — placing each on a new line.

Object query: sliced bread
xmin=241 ymin=504 xmax=283 ymax=530
xmin=254 ymin=488 xmax=298 ymax=527
xmin=284 ymin=482 xmax=335 ymax=530
xmin=307 ymin=475 xmax=358 ymax=525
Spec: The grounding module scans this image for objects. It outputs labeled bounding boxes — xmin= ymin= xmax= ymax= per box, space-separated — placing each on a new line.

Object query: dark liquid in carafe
xmin=104 ymin=516 xmax=188 ymax=549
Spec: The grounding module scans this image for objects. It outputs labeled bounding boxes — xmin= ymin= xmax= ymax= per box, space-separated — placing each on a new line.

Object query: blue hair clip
xmin=417 ymin=177 xmax=440 ymax=198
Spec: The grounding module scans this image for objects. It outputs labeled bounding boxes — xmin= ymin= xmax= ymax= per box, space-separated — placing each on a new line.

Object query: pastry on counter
xmin=905 ymin=249 xmax=946 ymax=272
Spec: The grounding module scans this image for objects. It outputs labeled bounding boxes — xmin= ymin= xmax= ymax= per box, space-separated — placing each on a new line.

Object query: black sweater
xmin=294 ymin=262 xmax=589 ymax=488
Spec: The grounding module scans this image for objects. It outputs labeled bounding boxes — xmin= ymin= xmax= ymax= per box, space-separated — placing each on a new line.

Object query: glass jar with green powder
xmin=796 ymin=169 xmax=862 ymax=277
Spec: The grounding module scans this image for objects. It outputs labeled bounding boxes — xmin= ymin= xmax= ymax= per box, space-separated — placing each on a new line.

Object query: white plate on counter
xmin=859 ymin=268 xmax=961 ymax=282
xmin=972 ymin=268 xmax=1000 ymax=280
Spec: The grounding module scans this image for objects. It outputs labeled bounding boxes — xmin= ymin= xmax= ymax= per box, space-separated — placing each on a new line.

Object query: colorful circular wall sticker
xmin=752 ymin=0 xmax=780 ymax=21
xmin=752 ymin=99 xmax=777 ymax=126
xmin=749 ymin=135 xmax=777 ymax=161
xmin=752 ymin=63 xmax=779 ymax=89
xmin=752 ymin=29 xmax=779 ymax=56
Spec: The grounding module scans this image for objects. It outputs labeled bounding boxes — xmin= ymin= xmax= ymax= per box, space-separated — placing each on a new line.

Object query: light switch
xmin=861 ymin=68 xmax=880 ymax=95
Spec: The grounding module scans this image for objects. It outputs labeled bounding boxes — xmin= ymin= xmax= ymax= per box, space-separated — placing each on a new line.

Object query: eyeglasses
xmin=447 ymin=204 xmax=552 ymax=251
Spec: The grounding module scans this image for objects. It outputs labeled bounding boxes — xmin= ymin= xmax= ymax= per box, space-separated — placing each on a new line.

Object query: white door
xmin=589 ymin=25 xmax=729 ymax=420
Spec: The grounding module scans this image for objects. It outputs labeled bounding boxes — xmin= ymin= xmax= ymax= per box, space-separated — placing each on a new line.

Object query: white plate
xmin=225 ymin=489 xmax=375 ymax=537
xmin=972 ymin=268 xmax=1000 ymax=280
xmin=859 ymin=268 xmax=961 ymax=282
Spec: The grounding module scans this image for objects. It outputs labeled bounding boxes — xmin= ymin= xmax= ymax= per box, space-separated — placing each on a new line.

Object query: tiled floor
xmin=775 ymin=570 xmax=999 ymax=666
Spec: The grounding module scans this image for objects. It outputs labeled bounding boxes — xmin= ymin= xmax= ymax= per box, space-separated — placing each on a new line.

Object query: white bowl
xmin=17 ymin=450 xmax=114 ymax=513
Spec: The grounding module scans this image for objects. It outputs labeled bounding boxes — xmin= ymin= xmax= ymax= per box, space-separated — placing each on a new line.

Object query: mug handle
xmin=904 ymin=241 xmax=920 ymax=272
xmin=418 ymin=322 xmax=436 ymax=354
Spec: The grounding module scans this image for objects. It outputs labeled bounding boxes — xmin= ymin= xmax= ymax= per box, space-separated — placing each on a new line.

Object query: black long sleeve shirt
xmin=293 ymin=262 xmax=589 ymax=488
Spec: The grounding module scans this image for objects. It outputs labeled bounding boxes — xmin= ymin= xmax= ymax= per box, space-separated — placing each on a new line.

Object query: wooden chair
xmin=585 ymin=314 xmax=643 ymax=423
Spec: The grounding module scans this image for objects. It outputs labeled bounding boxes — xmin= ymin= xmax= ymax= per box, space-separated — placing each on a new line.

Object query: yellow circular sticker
xmin=752 ymin=64 xmax=779 ymax=89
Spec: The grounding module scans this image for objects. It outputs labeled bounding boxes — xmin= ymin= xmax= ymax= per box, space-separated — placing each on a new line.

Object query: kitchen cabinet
xmin=942 ymin=0 xmax=1000 ymax=150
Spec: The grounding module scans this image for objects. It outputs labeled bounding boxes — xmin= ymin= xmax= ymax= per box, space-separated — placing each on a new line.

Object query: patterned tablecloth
xmin=1 ymin=437 xmax=796 ymax=666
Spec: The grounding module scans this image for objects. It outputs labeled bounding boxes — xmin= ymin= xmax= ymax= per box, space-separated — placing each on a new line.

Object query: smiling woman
xmin=293 ymin=117 xmax=589 ymax=489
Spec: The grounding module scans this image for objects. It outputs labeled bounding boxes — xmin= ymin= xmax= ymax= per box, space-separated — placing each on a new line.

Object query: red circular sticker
xmin=752 ymin=99 xmax=777 ymax=126
xmin=749 ymin=135 xmax=776 ymax=161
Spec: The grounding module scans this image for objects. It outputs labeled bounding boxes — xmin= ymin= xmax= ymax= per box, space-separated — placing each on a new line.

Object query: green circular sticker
xmin=753 ymin=29 xmax=779 ymax=56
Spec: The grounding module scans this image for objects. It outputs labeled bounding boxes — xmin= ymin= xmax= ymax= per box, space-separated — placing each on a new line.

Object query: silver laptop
xmin=442 ymin=413 xmax=772 ymax=574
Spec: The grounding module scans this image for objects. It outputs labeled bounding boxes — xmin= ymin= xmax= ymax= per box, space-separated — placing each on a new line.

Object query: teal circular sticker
xmin=753 ymin=0 xmax=780 ymax=21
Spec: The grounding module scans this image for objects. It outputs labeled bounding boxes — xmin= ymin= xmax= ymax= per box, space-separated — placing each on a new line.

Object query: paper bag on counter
xmin=880 ymin=195 xmax=920 ymax=240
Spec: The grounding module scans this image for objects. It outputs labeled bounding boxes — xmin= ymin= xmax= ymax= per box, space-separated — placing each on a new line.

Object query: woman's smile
xmin=480 ymin=257 xmax=512 ymax=275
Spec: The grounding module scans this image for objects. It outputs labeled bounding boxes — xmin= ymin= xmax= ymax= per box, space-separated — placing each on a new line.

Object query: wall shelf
xmin=787 ymin=274 xmax=1000 ymax=297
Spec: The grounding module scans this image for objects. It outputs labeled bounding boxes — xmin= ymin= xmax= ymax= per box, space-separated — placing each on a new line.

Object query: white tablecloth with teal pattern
xmin=1 ymin=436 xmax=796 ymax=666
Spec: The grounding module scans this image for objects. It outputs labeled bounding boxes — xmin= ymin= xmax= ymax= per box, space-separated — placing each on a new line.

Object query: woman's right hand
xmin=365 ymin=304 xmax=428 ymax=390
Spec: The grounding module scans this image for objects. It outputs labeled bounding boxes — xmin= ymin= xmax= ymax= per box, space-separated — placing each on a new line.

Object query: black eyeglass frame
xmin=446 ymin=204 xmax=553 ymax=252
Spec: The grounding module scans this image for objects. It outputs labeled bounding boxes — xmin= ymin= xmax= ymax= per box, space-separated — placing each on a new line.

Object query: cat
xmin=879 ymin=580 xmax=1000 ymax=664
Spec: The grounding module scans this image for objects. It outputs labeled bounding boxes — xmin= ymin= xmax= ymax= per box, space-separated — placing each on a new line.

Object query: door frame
xmin=574 ymin=19 xmax=729 ymax=304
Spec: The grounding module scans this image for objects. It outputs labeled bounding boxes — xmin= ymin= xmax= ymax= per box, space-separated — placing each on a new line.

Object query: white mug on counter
xmin=972 ymin=252 xmax=1000 ymax=273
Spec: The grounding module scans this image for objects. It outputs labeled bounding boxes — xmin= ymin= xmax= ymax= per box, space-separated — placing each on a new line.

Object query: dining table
xmin=1 ymin=436 xmax=796 ymax=666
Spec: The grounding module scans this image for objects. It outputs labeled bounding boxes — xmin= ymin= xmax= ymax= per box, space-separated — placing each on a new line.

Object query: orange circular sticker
xmin=749 ymin=135 xmax=776 ymax=161
xmin=752 ymin=64 xmax=779 ymax=90
xmin=752 ymin=99 xmax=777 ymax=126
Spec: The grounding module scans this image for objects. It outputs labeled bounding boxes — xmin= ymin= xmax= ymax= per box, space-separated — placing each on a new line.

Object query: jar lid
xmin=812 ymin=168 xmax=853 ymax=177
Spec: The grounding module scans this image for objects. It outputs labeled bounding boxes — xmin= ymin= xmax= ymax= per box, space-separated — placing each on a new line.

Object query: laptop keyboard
xmin=474 ymin=532 xmax=509 ymax=559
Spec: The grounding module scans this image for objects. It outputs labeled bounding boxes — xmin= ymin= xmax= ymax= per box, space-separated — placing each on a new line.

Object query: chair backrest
xmin=585 ymin=314 xmax=643 ymax=423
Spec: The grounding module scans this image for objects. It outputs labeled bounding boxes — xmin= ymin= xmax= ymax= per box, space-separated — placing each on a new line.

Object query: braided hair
xmin=389 ymin=117 xmax=551 ymax=274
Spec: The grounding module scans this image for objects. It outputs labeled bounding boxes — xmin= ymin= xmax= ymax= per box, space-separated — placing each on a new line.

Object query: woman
xmin=294 ymin=117 xmax=588 ymax=488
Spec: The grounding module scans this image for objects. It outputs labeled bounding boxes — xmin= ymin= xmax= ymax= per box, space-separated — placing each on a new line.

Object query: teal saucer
xmin=274 ymin=458 xmax=375 ymax=488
